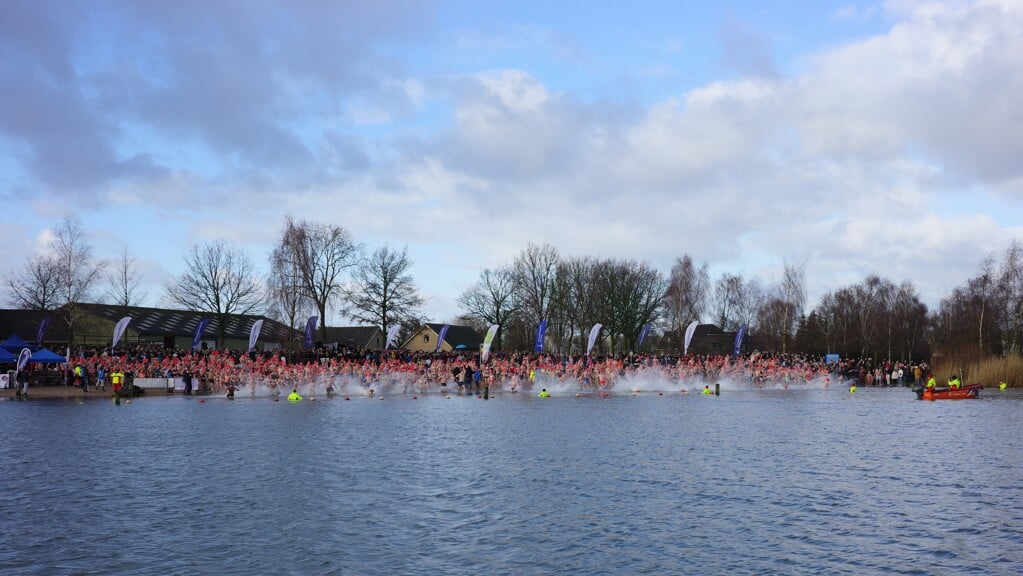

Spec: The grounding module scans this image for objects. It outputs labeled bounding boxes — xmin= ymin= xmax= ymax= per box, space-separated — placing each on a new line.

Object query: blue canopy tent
xmin=0 ymin=348 xmax=16 ymax=363
xmin=1 ymin=334 xmax=33 ymax=353
xmin=28 ymin=348 xmax=67 ymax=364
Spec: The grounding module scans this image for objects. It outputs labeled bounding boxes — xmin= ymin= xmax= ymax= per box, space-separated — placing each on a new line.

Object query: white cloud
xmin=1 ymin=0 xmax=1020 ymax=323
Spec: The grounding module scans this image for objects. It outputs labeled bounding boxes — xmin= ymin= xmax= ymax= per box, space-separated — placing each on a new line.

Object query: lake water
xmin=2 ymin=386 xmax=1022 ymax=575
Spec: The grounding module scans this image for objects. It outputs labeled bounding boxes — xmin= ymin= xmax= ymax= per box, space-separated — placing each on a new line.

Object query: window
xmin=423 ymin=334 xmax=429 ymax=343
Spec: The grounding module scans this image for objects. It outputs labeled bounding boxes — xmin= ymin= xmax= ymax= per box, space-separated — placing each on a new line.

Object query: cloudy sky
xmin=2 ymin=0 xmax=1021 ymax=325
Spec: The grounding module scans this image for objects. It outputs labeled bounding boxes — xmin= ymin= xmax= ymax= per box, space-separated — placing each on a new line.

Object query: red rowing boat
xmin=915 ymin=383 xmax=982 ymax=400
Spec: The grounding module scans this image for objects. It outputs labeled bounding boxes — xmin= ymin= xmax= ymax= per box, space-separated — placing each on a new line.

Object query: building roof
xmin=0 ymin=309 xmax=53 ymax=343
xmin=0 ymin=305 xmax=293 ymax=343
xmin=693 ymin=323 xmax=726 ymax=339
xmin=322 ymin=326 xmax=382 ymax=349
xmin=424 ymin=323 xmax=483 ymax=350
xmin=85 ymin=303 xmax=291 ymax=341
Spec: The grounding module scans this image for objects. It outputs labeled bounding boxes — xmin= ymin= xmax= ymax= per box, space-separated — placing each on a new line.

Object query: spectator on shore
xmin=16 ymin=370 xmax=28 ymax=397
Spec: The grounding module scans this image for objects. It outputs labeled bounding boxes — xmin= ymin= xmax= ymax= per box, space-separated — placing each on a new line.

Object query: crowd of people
xmin=16 ymin=343 xmax=904 ymax=398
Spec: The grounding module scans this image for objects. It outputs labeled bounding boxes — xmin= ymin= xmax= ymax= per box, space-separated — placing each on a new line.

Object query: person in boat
xmin=287 ymin=389 xmax=302 ymax=402
xmin=926 ymin=374 xmax=937 ymax=389
xmin=538 ymin=388 xmax=550 ymax=398
xmin=948 ymin=375 xmax=961 ymax=390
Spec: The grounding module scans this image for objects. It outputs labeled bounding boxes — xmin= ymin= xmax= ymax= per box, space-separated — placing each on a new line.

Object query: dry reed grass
xmin=931 ymin=351 xmax=1021 ymax=387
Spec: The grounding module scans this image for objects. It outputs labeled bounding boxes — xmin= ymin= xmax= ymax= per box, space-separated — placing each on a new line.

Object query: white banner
xmin=248 ymin=319 xmax=264 ymax=352
xmin=684 ymin=321 xmax=699 ymax=355
xmin=112 ymin=316 xmax=132 ymax=348
xmin=586 ymin=323 xmax=603 ymax=356
xmin=17 ymin=348 xmax=32 ymax=372
xmin=385 ymin=324 xmax=401 ymax=349
xmin=480 ymin=324 xmax=499 ymax=364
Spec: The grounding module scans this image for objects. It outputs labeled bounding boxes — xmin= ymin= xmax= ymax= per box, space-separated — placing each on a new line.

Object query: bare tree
xmin=756 ymin=295 xmax=790 ymax=351
xmin=5 ymin=253 xmax=62 ymax=310
xmin=285 ymin=217 xmax=360 ymax=343
xmin=557 ymin=256 xmax=600 ymax=354
xmin=458 ymin=266 xmax=520 ymax=350
xmin=344 ymin=245 xmax=424 ymax=340
xmin=736 ymin=277 xmax=764 ymax=331
xmin=778 ymin=260 xmax=806 ymax=352
xmin=513 ymin=242 xmax=560 ymax=333
xmin=755 ymin=261 xmax=806 ymax=352
xmin=51 ymin=217 xmax=106 ymax=350
xmin=815 ymin=293 xmax=838 ymax=353
xmin=595 ymin=258 xmax=666 ymax=354
xmin=164 ymin=240 xmax=265 ymax=347
xmin=664 ymin=254 xmax=710 ymax=334
xmin=712 ymin=273 xmax=744 ymax=331
xmin=891 ymin=281 xmax=927 ymax=361
xmin=268 ymin=228 xmax=314 ymax=354
xmin=104 ymin=246 xmax=149 ymax=312
xmin=968 ymin=255 xmax=998 ymax=351
xmin=997 ymin=240 xmax=1023 ymax=355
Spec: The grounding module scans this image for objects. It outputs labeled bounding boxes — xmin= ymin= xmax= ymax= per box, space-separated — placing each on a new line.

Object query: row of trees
xmin=5 ymin=217 xmax=1023 ymax=362
xmin=799 ymin=276 xmax=928 ymax=360
xmin=4 ymin=216 xmax=427 ymax=350
xmin=164 ymin=217 xmax=427 ymax=348
xmin=457 ymin=243 xmax=809 ymax=356
xmin=458 ymin=242 xmax=1023 ymax=362
xmin=930 ymin=242 xmax=1023 ymax=357
xmin=264 ymin=216 xmax=424 ymax=349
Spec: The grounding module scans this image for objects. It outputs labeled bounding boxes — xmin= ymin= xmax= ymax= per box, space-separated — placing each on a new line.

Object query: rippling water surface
xmin=2 ymin=387 xmax=1022 ymax=575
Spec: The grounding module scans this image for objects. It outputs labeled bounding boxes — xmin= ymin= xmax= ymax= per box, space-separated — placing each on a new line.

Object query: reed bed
xmin=931 ymin=351 xmax=1021 ymax=387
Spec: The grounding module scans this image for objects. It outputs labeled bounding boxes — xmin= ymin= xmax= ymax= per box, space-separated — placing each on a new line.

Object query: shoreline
xmin=0 ymin=386 xmax=177 ymax=399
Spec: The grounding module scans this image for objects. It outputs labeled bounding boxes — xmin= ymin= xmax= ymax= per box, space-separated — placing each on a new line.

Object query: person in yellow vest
xmin=702 ymin=384 xmax=713 ymax=395
xmin=849 ymin=384 xmax=857 ymax=393
xmin=287 ymin=388 xmax=303 ymax=402
xmin=111 ymin=370 xmax=124 ymax=395
xmin=926 ymin=374 xmax=937 ymax=389
xmin=538 ymin=388 xmax=550 ymax=398
xmin=948 ymin=375 xmax=961 ymax=390
xmin=999 ymin=382 xmax=1008 ymax=391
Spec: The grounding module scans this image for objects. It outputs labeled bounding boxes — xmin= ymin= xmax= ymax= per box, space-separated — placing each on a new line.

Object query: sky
xmin=2 ymin=0 xmax=1022 ymax=327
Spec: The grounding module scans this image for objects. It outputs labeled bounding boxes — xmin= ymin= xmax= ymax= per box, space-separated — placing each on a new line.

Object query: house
xmin=401 ymin=323 xmax=482 ymax=353
xmin=687 ymin=323 xmax=752 ymax=356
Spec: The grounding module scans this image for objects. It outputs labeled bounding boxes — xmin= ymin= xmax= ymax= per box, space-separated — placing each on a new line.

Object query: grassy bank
xmin=932 ymin=351 xmax=1021 ymax=387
